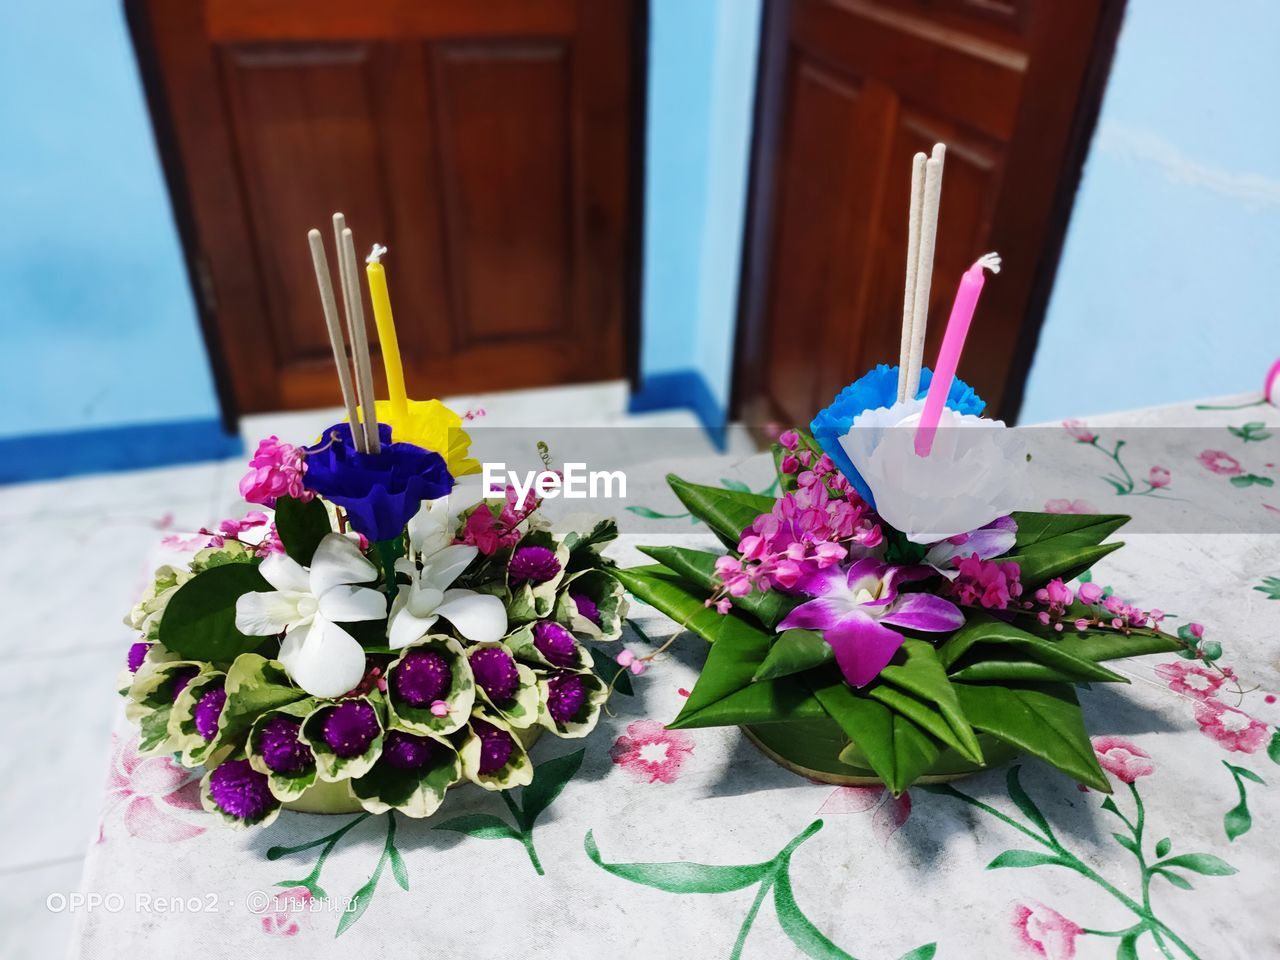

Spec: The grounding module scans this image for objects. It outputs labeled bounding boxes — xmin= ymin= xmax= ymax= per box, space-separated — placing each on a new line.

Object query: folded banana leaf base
xmin=742 ymin=720 xmax=1018 ymax=786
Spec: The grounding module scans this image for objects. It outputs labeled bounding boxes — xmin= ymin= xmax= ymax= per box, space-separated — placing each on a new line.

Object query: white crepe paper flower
xmin=839 ymin=399 xmax=1030 ymax=544
xmin=388 ymin=496 xmax=507 ymax=651
xmin=235 ymin=533 xmax=385 ymax=698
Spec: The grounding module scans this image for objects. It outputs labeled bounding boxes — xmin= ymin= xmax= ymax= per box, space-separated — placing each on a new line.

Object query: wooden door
xmin=129 ymin=0 xmax=640 ymax=417
xmin=734 ymin=0 xmax=1123 ymax=427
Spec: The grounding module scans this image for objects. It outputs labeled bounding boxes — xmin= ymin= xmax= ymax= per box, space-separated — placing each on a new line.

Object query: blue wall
xmin=632 ymin=0 xmax=762 ymax=435
xmin=0 ymin=1 xmax=232 ymax=477
xmin=1021 ymin=0 xmax=1280 ymax=422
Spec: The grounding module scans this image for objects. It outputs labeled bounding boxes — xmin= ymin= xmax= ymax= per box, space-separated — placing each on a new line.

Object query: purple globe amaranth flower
xmin=810 ymin=364 xmax=984 ymax=507
xmin=126 ymin=641 xmax=150 ymax=674
xmin=258 ymin=716 xmax=314 ymax=774
xmin=508 ymin=546 xmax=561 ymax=585
xmin=381 ymin=730 xmax=436 ymax=772
xmin=171 ymin=667 xmax=200 ymax=701
xmin=546 ymin=671 xmax=588 ymax=725
xmin=392 ymin=650 xmax=453 ymax=707
xmin=470 ymin=647 xmax=520 ymax=704
xmin=471 ymin=718 xmax=515 ymax=775
xmin=208 ymin=759 xmax=275 ymax=821
xmin=571 ymin=593 xmax=601 ymax=626
xmin=533 ymin=621 xmax=578 ymax=667
xmin=321 ymin=700 xmax=380 ymax=758
xmin=779 ymin=557 xmax=964 ymax=688
xmin=193 ymin=686 xmax=227 ymax=741
xmin=303 ymin=421 xmax=453 ymax=541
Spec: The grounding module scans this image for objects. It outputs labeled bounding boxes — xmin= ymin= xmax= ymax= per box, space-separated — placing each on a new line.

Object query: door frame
xmin=124 ymin=0 xmax=648 ymax=429
xmin=730 ymin=0 xmax=1127 ymax=427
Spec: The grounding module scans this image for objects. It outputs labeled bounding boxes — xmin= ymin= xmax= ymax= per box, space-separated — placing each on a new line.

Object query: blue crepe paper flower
xmin=810 ymin=364 xmax=984 ymax=506
xmin=304 ymin=422 xmax=454 ymax=542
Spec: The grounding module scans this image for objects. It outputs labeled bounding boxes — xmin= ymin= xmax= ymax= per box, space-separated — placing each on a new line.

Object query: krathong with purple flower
xmin=119 ymin=400 xmax=627 ymax=829
xmin=615 ymin=363 xmax=1189 ymax=795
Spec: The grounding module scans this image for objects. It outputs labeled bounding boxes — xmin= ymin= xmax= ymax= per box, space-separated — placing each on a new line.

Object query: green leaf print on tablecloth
xmin=266 ymin=812 xmax=407 ymax=938
xmin=586 ymin=819 xmax=936 ymax=960
xmin=925 ymin=765 xmax=1237 ymax=960
xmin=435 ymin=747 xmax=585 ymax=875
xmin=1227 ymin=421 xmax=1272 ymax=443
xmin=1222 ymin=761 xmax=1265 ymax=841
xmin=1253 ymin=576 xmax=1280 ymax=600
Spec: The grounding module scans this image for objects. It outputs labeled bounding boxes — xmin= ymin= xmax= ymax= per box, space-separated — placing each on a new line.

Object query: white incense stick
xmin=307 ymin=228 xmax=363 ymax=451
xmin=905 ymin=143 xmax=945 ymax=400
xmin=897 ymin=152 xmax=927 ymax=402
xmin=331 ymin=213 xmax=371 ymax=452
xmin=333 ymin=216 xmax=380 ymax=454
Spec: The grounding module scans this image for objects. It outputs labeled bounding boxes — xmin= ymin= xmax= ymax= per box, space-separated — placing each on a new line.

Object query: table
xmin=74 ymin=391 xmax=1280 ymax=959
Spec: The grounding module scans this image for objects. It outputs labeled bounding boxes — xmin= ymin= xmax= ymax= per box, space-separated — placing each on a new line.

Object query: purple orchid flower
xmin=923 ymin=515 xmax=1018 ymax=571
xmin=778 ymin=557 xmax=964 ymax=688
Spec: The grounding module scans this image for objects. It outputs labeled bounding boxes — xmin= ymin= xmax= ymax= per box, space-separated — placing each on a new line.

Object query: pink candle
xmin=914 ymin=253 xmax=1001 ymax=457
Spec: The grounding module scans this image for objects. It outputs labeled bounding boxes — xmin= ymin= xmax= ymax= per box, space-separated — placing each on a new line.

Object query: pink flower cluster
xmin=712 ymin=452 xmax=881 ymax=610
xmin=461 ymin=484 xmax=540 ymax=555
xmin=239 ymin=437 xmax=310 ymax=507
xmin=197 ymin=510 xmax=284 ymax=557
xmin=946 ymin=554 xmax=1022 ymax=609
xmin=1025 ymin=578 xmax=1165 ymax=634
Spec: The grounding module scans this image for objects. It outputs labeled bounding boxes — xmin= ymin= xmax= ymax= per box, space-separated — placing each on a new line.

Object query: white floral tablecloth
xmin=73 ymin=391 xmax=1280 ymax=960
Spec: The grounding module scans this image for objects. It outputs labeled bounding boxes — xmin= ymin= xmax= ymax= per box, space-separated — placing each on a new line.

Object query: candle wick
xmin=366 ymin=243 xmax=388 ymax=265
xmin=976 ymin=251 xmax=1002 ymax=274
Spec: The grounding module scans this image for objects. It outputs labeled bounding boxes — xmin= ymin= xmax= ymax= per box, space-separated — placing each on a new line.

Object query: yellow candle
xmin=365 ymin=245 xmax=408 ymax=417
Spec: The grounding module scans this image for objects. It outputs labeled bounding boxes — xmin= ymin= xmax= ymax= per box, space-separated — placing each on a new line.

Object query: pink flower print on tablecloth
xmin=100 ymin=734 xmax=204 ymax=843
xmin=259 ymin=887 xmax=313 ymax=938
xmin=1044 ymin=499 xmax=1098 ymax=515
xmin=1155 ymin=661 xmax=1225 ymax=702
xmin=1091 ymin=736 xmax=1154 ymax=783
xmin=1148 ymin=465 xmax=1171 ymax=488
xmin=1012 ymin=901 xmax=1084 ymax=959
xmin=1198 ymin=450 xmax=1243 ymax=476
xmin=1062 ymin=420 xmax=1096 ymax=444
xmin=610 ymin=720 xmax=694 ymax=784
xmin=816 ymin=786 xmax=912 ymax=843
xmin=1194 ymin=701 xmax=1271 ymax=753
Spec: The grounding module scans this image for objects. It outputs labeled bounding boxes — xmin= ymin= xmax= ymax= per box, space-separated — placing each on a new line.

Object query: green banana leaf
xmin=666 ymin=475 xmax=776 ymax=549
xmin=638 ymin=545 xmax=796 ymax=628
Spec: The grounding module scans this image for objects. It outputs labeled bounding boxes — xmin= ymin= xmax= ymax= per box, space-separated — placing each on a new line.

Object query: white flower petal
xmin=434 ymin=589 xmax=508 ymax=644
xmin=421 ymin=544 xmax=478 ymax=591
xmin=317 ymin=584 xmax=386 ymax=623
xmin=259 ymin=552 xmax=310 ymax=594
xmin=280 ymin=617 xmax=368 ymax=698
xmin=406 ymin=497 xmax=454 ymax=559
xmin=388 ymin=606 xmax=439 ymax=650
xmin=309 ymin=533 xmax=378 ymax=596
xmin=235 ymin=590 xmax=302 ymax=636
xmin=841 ymin=400 xmax=1030 ymax=543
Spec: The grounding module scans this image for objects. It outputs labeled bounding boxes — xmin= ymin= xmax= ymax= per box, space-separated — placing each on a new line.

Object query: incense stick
xmin=905 ymin=143 xmax=945 ymax=400
xmin=897 ymin=152 xmax=927 ymax=402
xmin=307 ymin=228 xmax=363 ymax=451
xmin=340 ymin=225 xmax=381 ymax=454
xmin=342 ymin=231 xmax=381 ymax=456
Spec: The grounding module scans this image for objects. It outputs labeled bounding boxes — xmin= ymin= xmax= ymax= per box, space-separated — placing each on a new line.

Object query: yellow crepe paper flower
xmin=374 ymin=398 xmax=480 ymax=477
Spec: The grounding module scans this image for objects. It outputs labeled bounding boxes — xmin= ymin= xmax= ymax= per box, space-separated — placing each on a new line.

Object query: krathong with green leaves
xmin=614 ymin=364 xmax=1187 ymax=795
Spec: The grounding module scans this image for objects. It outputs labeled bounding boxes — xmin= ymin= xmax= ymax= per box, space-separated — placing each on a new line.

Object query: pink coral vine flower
xmin=946 ymin=554 xmax=1022 ymax=610
xmin=779 ymin=558 xmax=964 ymax=687
xmin=1193 ymin=701 xmax=1270 ymax=753
xmin=1091 ymin=736 xmax=1154 ymax=783
xmin=1198 ymin=450 xmax=1243 ymax=476
xmin=239 ymin=436 xmax=310 ymax=507
xmin=1154 ymin=661 xmax=1224 ymax=702
xmin=1012 ymin=901 xmax=1084 ymax=960
xmin=610 ymin=720 xmax=695 ymax=784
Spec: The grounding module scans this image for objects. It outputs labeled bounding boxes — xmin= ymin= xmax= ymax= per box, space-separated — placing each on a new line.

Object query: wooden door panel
xmin=220 ymin=43 xmax=391 ymax=370
xmin=431 ymin=42 xmax=571 ymax=345
xmin=735 ymin=0 xmax=1122 ymax=426
xmin=763 ymin=60 xmax=867 ymax=426
xmin=130 ymin=0 xmax=637 ymax=416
